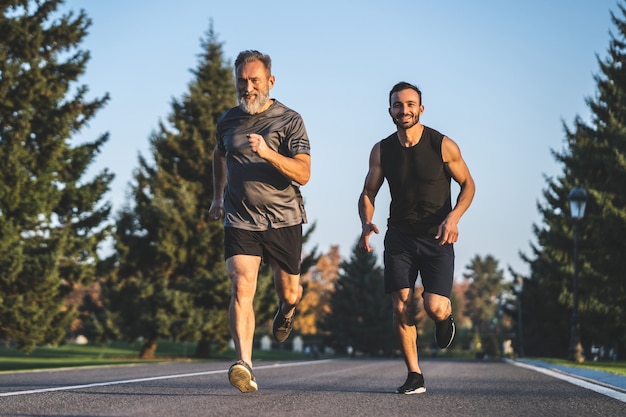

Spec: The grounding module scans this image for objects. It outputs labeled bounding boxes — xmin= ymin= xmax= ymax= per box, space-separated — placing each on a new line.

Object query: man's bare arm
xmin=358 ymin=143 xmax=384 ymax=252
xmin=437 ymin=136 xmax=476 ymax=244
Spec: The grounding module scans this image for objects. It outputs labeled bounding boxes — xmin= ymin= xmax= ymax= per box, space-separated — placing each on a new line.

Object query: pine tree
xmin=105 ymin=24 xmax=236 ymax=359
xmin=463 ymin=255 xmax=506 ymax=357
xmin=523 ymin=2 xmax=626 ymax=359
xmin=320 ymin=240 xmax=395 ymax=356
xmin=463 ymin=255 xmax=505 ymax=335
xmin=0 ymin=0 xmax=112 ymax=352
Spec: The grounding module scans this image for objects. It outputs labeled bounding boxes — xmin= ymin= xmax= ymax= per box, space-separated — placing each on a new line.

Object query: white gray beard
xmin=239 ymin=90 xmax=270 ymax=114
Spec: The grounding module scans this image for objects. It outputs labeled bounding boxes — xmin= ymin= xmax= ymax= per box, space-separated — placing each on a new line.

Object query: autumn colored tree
xmin=297 ymin=245 xmax=341 ymax=335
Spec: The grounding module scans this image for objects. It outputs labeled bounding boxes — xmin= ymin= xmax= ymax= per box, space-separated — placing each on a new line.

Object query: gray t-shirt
xmin=216 ymin=100 xmax=310 ymax=231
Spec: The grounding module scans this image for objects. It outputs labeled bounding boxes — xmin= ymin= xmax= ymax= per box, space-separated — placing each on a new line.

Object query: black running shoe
xmin=272 ymin=303 xmax=295 ymax=343
xmin=395 ymin=372 xmax=426 ymax=394
xmin=228 ymin=360 xmax=258 ymax=393
xmin=435 ymin=315 xmax=456 ymax=349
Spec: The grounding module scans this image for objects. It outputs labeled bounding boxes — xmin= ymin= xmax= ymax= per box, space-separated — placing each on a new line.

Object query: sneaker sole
xmin=396 ymin=387 xmax=426 ymax=394
xmin=228 ymin=365 xmax=258 ymax=393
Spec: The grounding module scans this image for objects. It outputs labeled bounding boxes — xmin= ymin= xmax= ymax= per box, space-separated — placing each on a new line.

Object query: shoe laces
xmin=277 ymin=313 xmax=293 ymax=330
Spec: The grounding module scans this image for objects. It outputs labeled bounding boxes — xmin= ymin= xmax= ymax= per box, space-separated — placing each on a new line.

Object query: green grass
xmin=0 ymin=342 xmax=170 ymax=372
xmin=537 ymin=357 xmax=626 ymax=377
xmin=0 ymin=340 xmax=310 ymax=372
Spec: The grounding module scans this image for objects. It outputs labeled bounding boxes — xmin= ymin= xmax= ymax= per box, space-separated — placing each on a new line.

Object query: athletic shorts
xmin=224 ymin=225 xmax=302 ymax=275
xmin=383 ymin=227 xmax=454 ymax=297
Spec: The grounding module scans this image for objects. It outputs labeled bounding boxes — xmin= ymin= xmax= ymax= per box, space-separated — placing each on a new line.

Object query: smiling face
xmin=389 ymin=88 xmax=424 ymax=130
xmin=236 ymin=59 xmax=275 ymax=114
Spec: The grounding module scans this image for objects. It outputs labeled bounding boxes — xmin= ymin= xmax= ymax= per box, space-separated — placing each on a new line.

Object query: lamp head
xmin=568 ymin=185 xmax=588 ymax=219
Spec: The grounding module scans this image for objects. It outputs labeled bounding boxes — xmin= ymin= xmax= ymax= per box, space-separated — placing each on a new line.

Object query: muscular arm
xmin=209 ymin=146 xmax=227 ymax=220
xmin=437 ymin=136 xmax=476 ymax=244
xmin=248 ymin=133 xmax=311 ymax=185
xmin=358 ymin=142 xmax=385 ymax=252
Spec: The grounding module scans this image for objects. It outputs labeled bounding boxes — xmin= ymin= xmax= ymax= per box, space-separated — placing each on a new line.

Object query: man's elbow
xmin=296 ymin=172 xmax=311 ymax=186
xmin=460 ymin=177 xmax=476 ymax=197
xmin=293 ymin=155 xmax=311 ymax=185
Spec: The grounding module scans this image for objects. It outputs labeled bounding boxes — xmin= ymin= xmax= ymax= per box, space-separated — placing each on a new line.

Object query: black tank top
xmin=380 ymin=126 xmax=452 ymax=237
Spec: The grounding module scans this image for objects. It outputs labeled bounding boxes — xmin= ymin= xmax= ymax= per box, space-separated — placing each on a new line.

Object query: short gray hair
xmin=234 ymin=50 xmax=272 ymax=74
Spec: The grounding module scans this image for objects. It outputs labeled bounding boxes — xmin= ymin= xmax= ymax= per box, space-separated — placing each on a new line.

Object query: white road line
xmin=509 ymin=359 xmax=626 ymax=403
xmin=0 ymin=359 xmax=334 ymax=397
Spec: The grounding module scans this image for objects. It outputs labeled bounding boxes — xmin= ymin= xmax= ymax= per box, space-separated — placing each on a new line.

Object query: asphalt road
xmin=0 ymin=358 xmax=624 ymax=416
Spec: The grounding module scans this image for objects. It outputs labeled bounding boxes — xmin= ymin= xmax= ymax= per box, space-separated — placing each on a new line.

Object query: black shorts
xmin=383 ymin=228 xmax=454 ymax=297
xmin=224 ymin=225 xmax=302 ymax=275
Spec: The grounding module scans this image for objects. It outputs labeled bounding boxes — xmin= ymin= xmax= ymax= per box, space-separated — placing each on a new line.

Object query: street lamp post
xmin=568 ymin=185 xmax=587 ymax=363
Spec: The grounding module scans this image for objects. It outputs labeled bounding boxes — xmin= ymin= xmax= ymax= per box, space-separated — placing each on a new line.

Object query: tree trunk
xmin=139 ymin=338 xmax=158 ymax=359
xmin=195 ymin=336 xmax=212 ymax=358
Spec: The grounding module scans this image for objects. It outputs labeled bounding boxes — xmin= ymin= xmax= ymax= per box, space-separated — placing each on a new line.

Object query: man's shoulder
xmin=268 ymin=100 xmax=302 ymax=118
xmin=219 ymin=106 xmax=244 ymax=120
xmin=423 ymin=125 xmax=444 ymax=138
xmin=380 ymin=132 xmax=397 ymax=147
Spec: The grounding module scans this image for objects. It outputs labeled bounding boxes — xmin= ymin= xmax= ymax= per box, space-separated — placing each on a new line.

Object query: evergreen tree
xmin=463 ymin=255 xmax=505 ymax=335
xmin=523 ymin=2 xmax=626 ymax=359
xmin=320 ymin=240 xmax=395 ymax=356
xmin=105 ymin=24 xmax=235 ymax=359
xmin=0 ymin=0 xmax=112 ymax=352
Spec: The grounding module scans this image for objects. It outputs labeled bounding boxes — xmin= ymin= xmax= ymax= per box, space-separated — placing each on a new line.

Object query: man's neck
xmin=257 ymin=98 xmax=275 ymax=114
xmin=397 ymin=123 xmax=424 ymax=147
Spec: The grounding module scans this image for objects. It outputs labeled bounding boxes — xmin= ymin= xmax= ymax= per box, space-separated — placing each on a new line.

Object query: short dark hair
xmin=234 ymin=50 xmax=272 ymax=74
xmin=389 ymin=82 xmax=422 ymax=106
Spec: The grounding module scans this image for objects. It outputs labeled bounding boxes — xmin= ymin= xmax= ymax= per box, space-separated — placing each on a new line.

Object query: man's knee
xmin=424 ymin=294 xmax=451 ymax=321
xmin=228 ymin=266 xmax=259 ymax=299
xmin=282 ymin=284 xmax=302 ymax=307
xmin=393 ymin=311 xmax=415 ymax=327
xmin=392 ymin=299 xmax=415 ymax=326
xmin=272 ymin=263 xmax=302 ymax=307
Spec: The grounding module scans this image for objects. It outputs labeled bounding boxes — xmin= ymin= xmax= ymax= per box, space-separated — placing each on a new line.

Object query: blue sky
xmin=64 ymin=0 xmax=616 ymax=280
